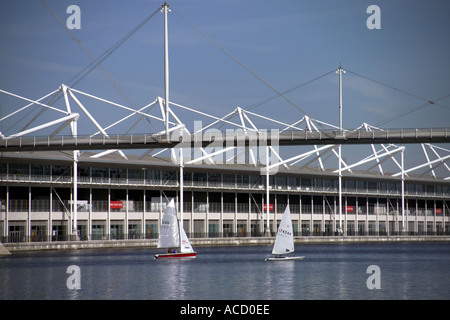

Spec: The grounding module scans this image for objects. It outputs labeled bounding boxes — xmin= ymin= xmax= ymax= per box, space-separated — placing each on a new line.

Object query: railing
xmin=1 ymin=127 xmax=449 ymax=151
xmin=3 ymin=228 xmax=450 ymax=244
xmin=2 ymin=173 xmax=449 ymax=198
xmin=4 ymin=199 xmax=449 ymax=218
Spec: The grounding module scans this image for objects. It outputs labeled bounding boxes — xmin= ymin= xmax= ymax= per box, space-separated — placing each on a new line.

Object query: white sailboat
xmin=266 ymin=205 xmax=304 ymax=261
xmin=154 ymin=199 xmax=197 ymax=259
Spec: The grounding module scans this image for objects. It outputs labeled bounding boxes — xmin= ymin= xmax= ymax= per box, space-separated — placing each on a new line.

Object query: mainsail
xmin=272 ymin=206 xmax=295 ymax=255
xmin=157 ymin=199 xmax=179 ymax=249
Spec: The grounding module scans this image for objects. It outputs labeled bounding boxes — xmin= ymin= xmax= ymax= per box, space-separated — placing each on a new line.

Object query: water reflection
xmin=0 ymin=243 xmax=449 ymax=300
xmin=263 ymin=260 xmax=296 ymax=299
xmin=156 ymin=259 xmax=191 ymax=300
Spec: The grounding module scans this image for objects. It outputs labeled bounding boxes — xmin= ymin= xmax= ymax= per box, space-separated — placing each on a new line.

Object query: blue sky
xmin=0 ymin=1 xmax=449 ymax=171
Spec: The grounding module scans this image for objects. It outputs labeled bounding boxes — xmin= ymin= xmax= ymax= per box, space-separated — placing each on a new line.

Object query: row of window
xmin=2 ymin=161 xmax=450 ymax=195
xmin=4 ymin=219 xmax=450 ymax=243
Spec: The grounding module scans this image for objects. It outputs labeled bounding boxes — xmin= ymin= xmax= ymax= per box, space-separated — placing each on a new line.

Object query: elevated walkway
xmin=1 ymin=128 xmax=449 ymax=152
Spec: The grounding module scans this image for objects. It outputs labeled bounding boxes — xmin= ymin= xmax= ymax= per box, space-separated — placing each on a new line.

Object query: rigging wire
xmin=67 ymin=7 xmax=161 ymax=88
xmin=375 ymin=93 xmax=450 ymax=127
xmin=40 ymin=0 xmax=161 ymax=133
xmin=246 ymin=69 xmax=335 ymax=111
xmin=347 ymin=69 xmax=450 ymax=126
xmin=172 ymin=8 xmax=310 ymax=117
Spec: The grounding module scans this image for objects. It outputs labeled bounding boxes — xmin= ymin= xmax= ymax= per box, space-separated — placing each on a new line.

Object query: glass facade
xmin=0 ymin=156 xmax=449 ymax=242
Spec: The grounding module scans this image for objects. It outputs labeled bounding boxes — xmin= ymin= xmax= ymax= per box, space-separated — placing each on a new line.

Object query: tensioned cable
xmin=245 ymin=69 xmax=335 ymax=111
xmin=66 ymin=7 xmax=160 ymax=88
xmin=347 ymin=69 xmax=434 ymax=104
xmin=41 ymin=0 xmax=161 ymax=133
xmin=38 ymin=4 xmax=160 ymax=132
xmin=347 ymin=69 xmax=450 ymax=125
xmin=375 ymin=93 xmax=450 ymax=127
xmin=172 ymin=8 xmax=310 ymax=117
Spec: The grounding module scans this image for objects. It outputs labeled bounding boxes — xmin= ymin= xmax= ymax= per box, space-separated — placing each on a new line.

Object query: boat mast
xmin=179 ymin=146 xmax=184 ymax=247
xmin=162 ymin=2 xmax=170 ymax=137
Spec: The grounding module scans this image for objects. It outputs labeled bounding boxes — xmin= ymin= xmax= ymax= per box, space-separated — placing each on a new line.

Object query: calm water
xmin=1 ymin=242 xmax=449 ymax=300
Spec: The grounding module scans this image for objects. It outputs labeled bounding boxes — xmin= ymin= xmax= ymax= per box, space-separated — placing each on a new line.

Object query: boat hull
xmin=154 ymin=252 xmax=197 ymax=259
xmin=265 ymin=256 xmax=305 ymax=261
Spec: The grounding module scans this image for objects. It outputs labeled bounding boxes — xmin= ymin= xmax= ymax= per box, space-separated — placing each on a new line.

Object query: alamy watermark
xmin=366 ymin=265 xmax=381 ymax=290
xmin=366 ymin=5 xmax=381 ymax=30
xmin=171 ymin=120 xmax=281 ymax=175
xmin=65 ymin=4 xmax=380 ymax=31
xmin=66 ymin=5 xmax=81 ymax=30
xmin=66 ymin=265 xmax=81 ymax=290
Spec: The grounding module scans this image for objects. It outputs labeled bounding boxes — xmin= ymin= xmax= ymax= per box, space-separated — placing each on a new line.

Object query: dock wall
xmin=3 ymin=236 xmax=450 ymax=253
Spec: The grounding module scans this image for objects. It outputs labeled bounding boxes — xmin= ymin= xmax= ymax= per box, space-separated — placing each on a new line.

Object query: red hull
xmin=154 ymin=252 xmax=197 ymax=259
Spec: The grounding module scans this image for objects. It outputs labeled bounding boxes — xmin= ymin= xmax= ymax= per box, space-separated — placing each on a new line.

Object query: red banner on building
xmin=263 ymin=204 xmax=274 ymax=211
xmin=346 ymin=206 xmax=354 ymax=213
xmin=110 ymin=201 xmax=123 ymax=209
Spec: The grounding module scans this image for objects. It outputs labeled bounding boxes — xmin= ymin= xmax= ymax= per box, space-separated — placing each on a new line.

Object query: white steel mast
xmin=162 ymin=3 xmax=171 ymax=137
xmin=337 ymin=65 xmax=345 ymax=235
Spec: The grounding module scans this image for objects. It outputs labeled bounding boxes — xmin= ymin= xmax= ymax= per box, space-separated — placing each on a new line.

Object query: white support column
xmin=73 ymin=150 xmax=78 ymax=239
xmin=336 ymin=65 xmax=345 ymax=235
xmin=5 ymin=186 xmax=9 ymax=242
xmin=265 ymin=146 xmax=270 ymax=236
xmin=125 ymin=188 xmax=129 ymax=240
xmin=162 ymin=3 xmax=171 ymax=137
xmin=89 ymin=187 xmax=93 ymax=240
xmin=48 ymin=187 xmax=52 ymax=241
xmin=71 ymin=112 xmax=79 ymax=240
xmin=142 ymin=188 xmax=146 ymax=238
xmin=338 ymin=145 xmax=342 ymax=234
xmin=401 ymin=149 xmax=405 ymax=234
xmin=28 ymin=186 xmax=31 ymax=242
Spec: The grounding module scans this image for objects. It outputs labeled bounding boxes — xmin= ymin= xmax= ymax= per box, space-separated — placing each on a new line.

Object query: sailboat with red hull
xmin=154 ymin=199 xmax=197 ymax=259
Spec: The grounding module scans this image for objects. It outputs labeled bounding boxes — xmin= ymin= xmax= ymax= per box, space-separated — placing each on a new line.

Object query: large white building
xmin=1 ymin=149 xmax=449 ymax=243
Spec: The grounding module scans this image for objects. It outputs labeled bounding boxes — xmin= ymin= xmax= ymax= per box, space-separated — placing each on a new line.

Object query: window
xmin=146 ymin=169 xmax=160 ymax=183
xmin=128 ymin=169 xmax=144 ymax=182
xmin=31 ymin=164 xmax=50 ymax=176
xmin=110 ymin=168 xmax=124 ymax=181
xmin=324 ymin=179 xmax=335 ymax=190
xmin=367 ymin=181 xmax=377 ymax=192
xmin=10 ymin=163 xmax=29 ymax=176
xmin=357 ymin=180 xmax=366 ymax=192
xmin=288 ymin=177 xmax=300 ymax=188
xmin=313 ymin=178 xmax=323 ymax=190
xmin=0 ymin=162 xmax=6 ymax=176
xmin=92 ymin=167 xmax=108 ymax=181
xmin=301 ymin=178 xmax=311 ymax=189
xmin=52 ymin=165 xmax=70 ymax=178
xmin=223 ymin=174 xmax=235 ymax=187
xmin=193 ymin=172 xmax=206 ymax=186
xmin=236 ymin=174 xmax=249 ymax=188
xmin=208 ymin=173 xmax=221 ymax=187
xmin=162 ymin=170 xmax=177 ymax=185
xmin=277 ymin=176 xmax=287 ymax=187
xmin=345 ymin=180 xmax=356 ymax=191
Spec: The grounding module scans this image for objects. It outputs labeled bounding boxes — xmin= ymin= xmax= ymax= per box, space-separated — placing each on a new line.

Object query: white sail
xmin=272 ymin=206 xmax=295 ymax=255
xmin=157 ymin=199 xmax=180 ymax=249
xmin=179 ymin=222 xmax=194 ymax=253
